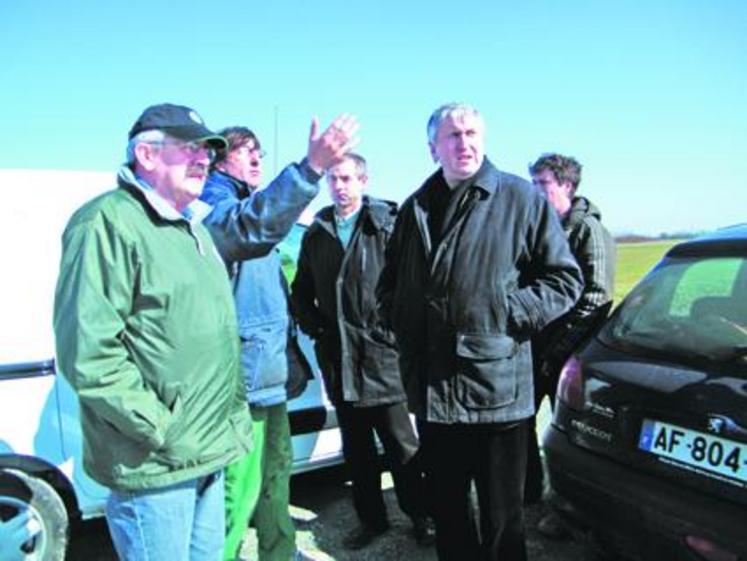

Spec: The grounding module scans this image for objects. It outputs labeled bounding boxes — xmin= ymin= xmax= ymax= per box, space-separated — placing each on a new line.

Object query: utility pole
xmin=273 ymin=105 xmax=279 ymax=176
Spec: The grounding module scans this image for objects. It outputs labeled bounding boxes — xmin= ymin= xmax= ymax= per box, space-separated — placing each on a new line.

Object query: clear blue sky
xmin=2 ymin=0 xmax=745 ymax=235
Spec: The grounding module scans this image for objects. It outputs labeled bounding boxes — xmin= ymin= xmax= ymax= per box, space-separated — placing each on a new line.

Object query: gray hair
xmin=426 ymin=103 xmax=484 ymax=144
xmin=339 ymin=152 xmax=367 ymax=177
xmin=126 ymin=129 xmax=166 ymax=166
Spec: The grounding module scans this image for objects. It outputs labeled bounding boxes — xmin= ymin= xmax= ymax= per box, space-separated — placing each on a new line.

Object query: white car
xmin=0 ymin=170 xmax=343 ymax=559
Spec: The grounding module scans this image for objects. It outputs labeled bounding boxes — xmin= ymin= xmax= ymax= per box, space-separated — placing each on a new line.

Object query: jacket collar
xmin=409 ymin=157 xmax=500 ymax=258
xmin=470 ymin=157 xmax=501 ymax=196
xmin=415 ymin=157 xmax=499 ymax=207
xmin=363 ymin=196 xmax=396 ymax=230
xmin=563 ymin=196 xmax=601 ymax=230
xmin=312 ymin=196 xmax=391 ymax=237
xmin=207 ymin=170 xmax=253 ymax=199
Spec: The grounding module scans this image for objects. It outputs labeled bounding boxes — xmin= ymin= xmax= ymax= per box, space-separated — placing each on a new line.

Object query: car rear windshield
xmin=600 ymin=255 xmax=747 ymax=375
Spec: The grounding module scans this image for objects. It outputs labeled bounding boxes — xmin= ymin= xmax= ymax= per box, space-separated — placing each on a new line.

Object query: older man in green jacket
xmin=54 ymin=103 xmax=252 ymax=561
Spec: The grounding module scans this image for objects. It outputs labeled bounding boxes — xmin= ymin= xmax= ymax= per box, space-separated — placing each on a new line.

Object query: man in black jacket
xmin=291 ymin=153 xmax=434 ymax=550
xmin=376 ymin=104 xmax=583 ymax=561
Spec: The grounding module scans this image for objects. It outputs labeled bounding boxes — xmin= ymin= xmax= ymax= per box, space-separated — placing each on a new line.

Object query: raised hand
xmin=307 ymin=114 xmax=360 ymax=174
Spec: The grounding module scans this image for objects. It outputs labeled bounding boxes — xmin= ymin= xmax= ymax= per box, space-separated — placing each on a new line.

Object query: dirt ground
xmin=237 ymin=467 xmax=599 ymax=561
xmin=69 ymin=402 xmax=604 ymax=561
xmin=68 ymin=467 xmax=600 ymax=561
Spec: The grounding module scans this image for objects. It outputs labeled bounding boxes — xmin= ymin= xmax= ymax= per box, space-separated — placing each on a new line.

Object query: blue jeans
xmin=106 ymin=471 xmax=225 ymax=561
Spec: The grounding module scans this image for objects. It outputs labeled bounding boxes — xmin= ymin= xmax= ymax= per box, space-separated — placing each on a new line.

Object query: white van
xmin=0 ymin=169 xmax=343 ymax=559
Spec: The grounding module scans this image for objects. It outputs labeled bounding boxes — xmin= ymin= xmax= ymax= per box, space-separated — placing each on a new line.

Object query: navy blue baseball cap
xmin=128 ymin=103 xmax=227 ymax=149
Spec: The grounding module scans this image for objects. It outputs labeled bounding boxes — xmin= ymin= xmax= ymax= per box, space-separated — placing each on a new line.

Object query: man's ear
xmin=134 ymin=142 xmax=158 ymax=171
xmin=428 ymin=142 xmax=439 ymax=164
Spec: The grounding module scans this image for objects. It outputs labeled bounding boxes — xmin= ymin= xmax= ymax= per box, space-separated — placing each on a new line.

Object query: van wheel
xmin=0 ymin=469 xmax=68 ymax=561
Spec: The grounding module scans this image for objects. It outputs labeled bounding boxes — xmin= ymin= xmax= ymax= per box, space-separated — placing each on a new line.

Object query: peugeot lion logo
xmin=707 ymin=416 xmax=725 ymax=434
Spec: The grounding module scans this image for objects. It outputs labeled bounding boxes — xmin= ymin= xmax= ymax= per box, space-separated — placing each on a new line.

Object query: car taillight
xmin=685 ymin=535 xmax=738 ymax=561
xmin=556 ymin=355 xmax=585 ymax=411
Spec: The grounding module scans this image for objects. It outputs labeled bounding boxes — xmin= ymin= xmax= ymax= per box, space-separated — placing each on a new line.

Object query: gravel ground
xmin=67 ymin=468 xmax=599 ymax=561
xmin=69 ymin=402 xmax=605 ymax=560
xmin=238 ymin=400 xmax=601 ymax=561
xmin=238 ymin=468 xmax=598 ymax=561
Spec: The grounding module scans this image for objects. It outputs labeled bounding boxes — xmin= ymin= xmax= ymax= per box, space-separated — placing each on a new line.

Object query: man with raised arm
xmin=200 ymin=115 xmax=359 ymax=561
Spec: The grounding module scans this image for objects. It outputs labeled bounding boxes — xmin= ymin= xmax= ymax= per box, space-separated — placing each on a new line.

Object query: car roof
xmin=0 ymin=169 xmax=112 ymax=364
xmin=667 ymin=223 xmax=747 ymax=258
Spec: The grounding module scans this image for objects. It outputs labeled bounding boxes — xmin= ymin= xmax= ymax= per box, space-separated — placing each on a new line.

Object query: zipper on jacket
xmin=187 ymin=223 xmax=206 ymax=256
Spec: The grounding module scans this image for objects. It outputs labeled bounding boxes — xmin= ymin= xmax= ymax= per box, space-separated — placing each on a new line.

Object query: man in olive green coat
xmin=53 ymin=103 xmax=252 ymax=561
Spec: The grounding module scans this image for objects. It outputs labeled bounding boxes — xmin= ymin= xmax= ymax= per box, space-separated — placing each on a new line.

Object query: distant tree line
xmin=614 ymin=231 xmax=706 ymax=243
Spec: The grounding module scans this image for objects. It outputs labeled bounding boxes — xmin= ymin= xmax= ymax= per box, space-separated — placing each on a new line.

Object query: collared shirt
xmin=334 ymin=205 xmax=361 ymax=249
xmin=118 ymin=165 xmax=214 ymax=256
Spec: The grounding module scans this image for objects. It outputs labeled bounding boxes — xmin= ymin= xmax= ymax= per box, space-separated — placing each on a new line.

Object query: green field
xmin=613 ymin=239 xmax=681 ymax=304
xmin=282 ymin=227 xmax=682 ymax=306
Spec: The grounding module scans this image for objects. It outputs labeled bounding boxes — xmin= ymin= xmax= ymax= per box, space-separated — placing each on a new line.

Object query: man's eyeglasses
xmin=235 ymin=144 xmax=267 ymax=160
xmin=148 ymin=140 xmax=217 ymax=162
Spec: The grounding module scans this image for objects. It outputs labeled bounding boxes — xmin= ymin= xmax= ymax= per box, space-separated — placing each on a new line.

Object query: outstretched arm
xmin=203 ymin=114 xmax=361 ymax=262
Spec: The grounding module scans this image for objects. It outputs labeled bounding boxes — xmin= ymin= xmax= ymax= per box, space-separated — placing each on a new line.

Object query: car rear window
xmin=601 ymin=256 xmax=747 ymax=375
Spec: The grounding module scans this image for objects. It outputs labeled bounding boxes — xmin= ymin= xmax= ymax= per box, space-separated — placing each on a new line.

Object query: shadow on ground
xmin=240 ymin=466 xmax=598 ymax=561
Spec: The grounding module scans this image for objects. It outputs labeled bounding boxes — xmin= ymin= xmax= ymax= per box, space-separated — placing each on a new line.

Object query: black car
xmin=544 ymin=224 xmax=747 ymax=561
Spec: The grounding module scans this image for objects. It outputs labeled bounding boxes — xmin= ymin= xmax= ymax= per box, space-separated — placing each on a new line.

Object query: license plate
xmin=638 ymin=419 xmax=747 ymax=485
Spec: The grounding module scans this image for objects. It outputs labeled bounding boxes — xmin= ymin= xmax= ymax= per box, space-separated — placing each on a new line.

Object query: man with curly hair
xmin=527 ymin=153 xmax=616 ymax=536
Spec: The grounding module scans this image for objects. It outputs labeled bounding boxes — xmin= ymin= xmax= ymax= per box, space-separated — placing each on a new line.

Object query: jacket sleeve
xmin=202 ymin=161 xmax=320 ymax=262
xmin=540 ymin=217 xmax=616 ymax=366
xmin=53 ymin=215 xmax=171 ymax=452
xmin=290 ymin=230 xmax=326 ymax=338
xmin=506 ymin=195 xmax=585 ymax=337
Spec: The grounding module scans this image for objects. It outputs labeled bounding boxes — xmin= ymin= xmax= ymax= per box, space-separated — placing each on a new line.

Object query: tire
xmin=0 ymin=469 xmax=68 ymax=561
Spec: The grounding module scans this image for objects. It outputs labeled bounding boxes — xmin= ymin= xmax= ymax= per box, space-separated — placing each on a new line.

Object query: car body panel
xmin=544 ymin=224 xmax=747 ymax=560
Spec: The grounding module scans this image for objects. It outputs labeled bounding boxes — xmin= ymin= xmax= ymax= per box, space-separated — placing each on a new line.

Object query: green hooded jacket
xmin=53 ymin=168 xmax=252 ymax=491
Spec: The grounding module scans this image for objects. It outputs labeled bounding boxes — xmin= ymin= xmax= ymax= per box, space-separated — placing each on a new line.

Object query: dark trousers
xmin=336 ymin=401 xmax=428 ymax=530
xmin=526 ymin=369 xmax=558 ymax=503
xmin=420 ymin=420 xmax=528 ymax=561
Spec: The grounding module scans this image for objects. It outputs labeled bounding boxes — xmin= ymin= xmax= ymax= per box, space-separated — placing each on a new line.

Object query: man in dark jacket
xmin=200 ymin=117 xmax=360 ymax=561
xmin=376 ymin=104 xmax=583 ymax=561
xmin=291 ymin=153 xmax=434 ymax=550
xmin=526 ymin=153 xmax=615 ymax=531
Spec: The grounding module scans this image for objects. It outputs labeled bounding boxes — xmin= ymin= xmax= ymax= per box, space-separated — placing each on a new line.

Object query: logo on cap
xmin=188 ymin=110 xmax=204 ymax=125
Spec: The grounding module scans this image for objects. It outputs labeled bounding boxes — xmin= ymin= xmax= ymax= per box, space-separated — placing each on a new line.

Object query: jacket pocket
xmin=454 ymin=332 xmax=518 ymax=410
xmin=359 ymin=331 xmax=403 ymax=400
xmin=157 ymin=392 xmax=200 ymax=468
xmin=239 ymin=335 xmax=264 ymax=395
